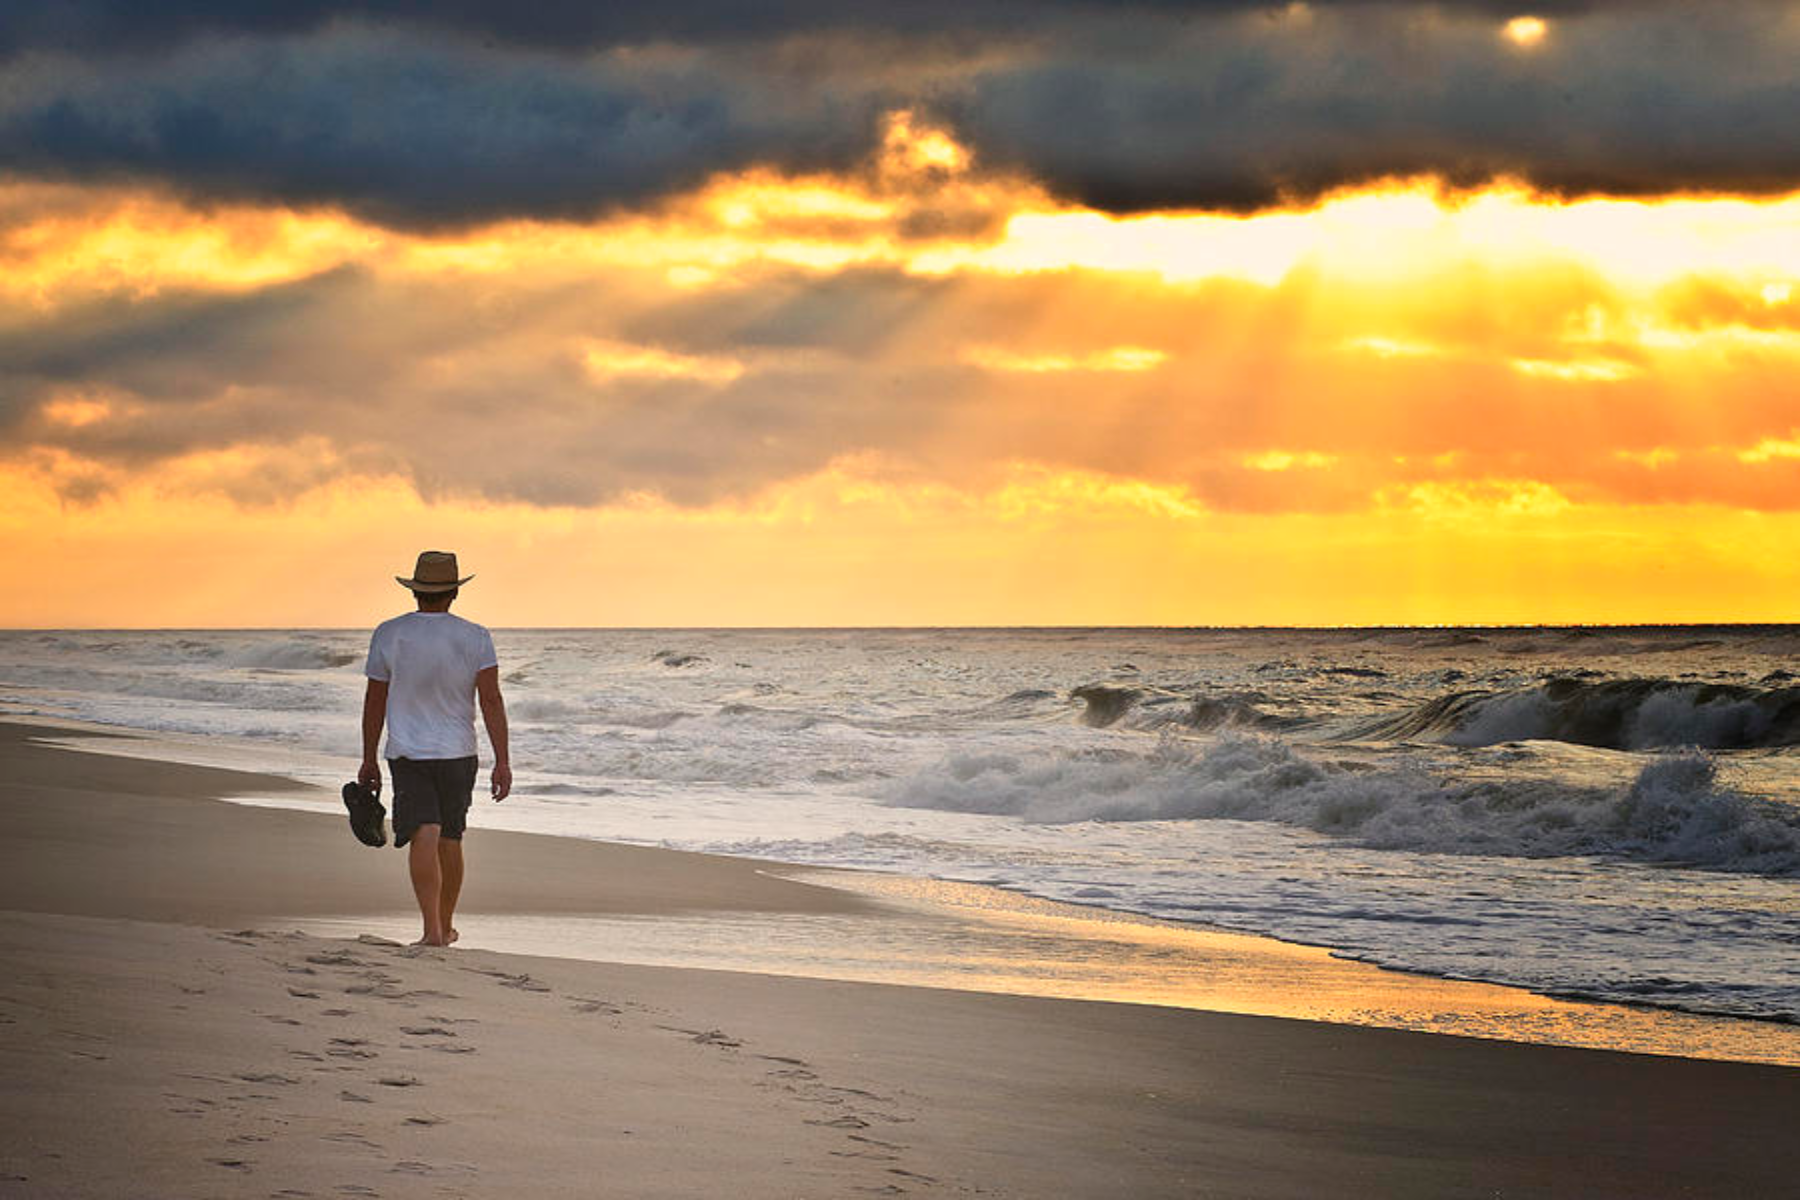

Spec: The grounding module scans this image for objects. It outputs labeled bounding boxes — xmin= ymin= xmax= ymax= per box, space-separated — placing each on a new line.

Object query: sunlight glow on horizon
xmin=9 ymin=453 xmax=1800 ymax=627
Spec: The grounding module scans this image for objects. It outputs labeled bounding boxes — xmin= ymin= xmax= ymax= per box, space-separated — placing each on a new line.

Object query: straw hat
xmin=396 ymin=550 xmax=475 ymax=593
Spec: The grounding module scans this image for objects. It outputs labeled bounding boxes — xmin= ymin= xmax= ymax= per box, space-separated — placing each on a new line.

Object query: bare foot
xmin=448 ymin=928 xmax=460 ymax=945
xmin=412 ymin=935 xmax=450 ymax=947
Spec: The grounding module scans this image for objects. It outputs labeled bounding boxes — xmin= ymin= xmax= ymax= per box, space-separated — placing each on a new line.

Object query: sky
xmin=3 ymin=1 xmax=1799 ymax=627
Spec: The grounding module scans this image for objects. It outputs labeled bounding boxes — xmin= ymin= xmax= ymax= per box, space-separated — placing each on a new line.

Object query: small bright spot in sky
xmin=1763 ymin=282 xmax=1793 ymax=306
xmin=1504 ymin=16 xmax=1549 ymax=47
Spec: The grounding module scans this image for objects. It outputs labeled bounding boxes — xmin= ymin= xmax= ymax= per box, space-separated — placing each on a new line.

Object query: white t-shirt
xmin=365 ymin=612 xmax=498 ymax=761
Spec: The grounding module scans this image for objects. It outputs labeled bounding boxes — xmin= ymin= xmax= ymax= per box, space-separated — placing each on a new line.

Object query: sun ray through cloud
xmin=5 ymin=6 xmax=1800 ymax=624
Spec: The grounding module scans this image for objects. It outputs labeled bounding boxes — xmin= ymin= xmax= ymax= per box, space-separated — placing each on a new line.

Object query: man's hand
xmin=360 ymin=679 xmax=388 ymax=794
xmin=476 ymin=665 xmax=510 ymax=802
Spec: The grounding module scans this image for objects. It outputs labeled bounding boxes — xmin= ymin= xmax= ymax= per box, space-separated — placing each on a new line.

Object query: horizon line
xmin=4 ymin=621 xmax=1797 ymax=634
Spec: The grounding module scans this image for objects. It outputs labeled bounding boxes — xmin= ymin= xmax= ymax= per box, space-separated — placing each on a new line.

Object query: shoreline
xmin=11 ymin=716 xmax=1800 ymax=1067
xmin=4 ymin=717 xmax=1800 ymax=1196
xmin=0 ymin=719 xmax=870 ymax=925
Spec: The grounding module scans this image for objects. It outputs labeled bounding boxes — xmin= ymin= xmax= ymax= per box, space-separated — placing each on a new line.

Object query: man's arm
xmin=359 ymin=679 xmax=388 ymax=791
xmin=476 ymin=665 xmax=511 ymax=801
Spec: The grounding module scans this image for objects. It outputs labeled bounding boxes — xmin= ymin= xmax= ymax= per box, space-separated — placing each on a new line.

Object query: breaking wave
xmin=223 ymin=639 xmax=359 ymax=671
xmin=651 ymin=649 xmax=707 ymax=668
xmin=1349 ymin=678 xmax=1800 ymax=750
xmin=1069 ymin=675 xmax=1800 ymax=750
xmin=1069 ymin=682 xmax=1301 ymax=733
xmin=884 ymin=734 xmax=1800 ymax=873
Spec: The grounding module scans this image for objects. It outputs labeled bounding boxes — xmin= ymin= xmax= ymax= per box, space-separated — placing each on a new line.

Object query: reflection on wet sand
xmin=293 ymin=869 xmax=1800 ymax=1069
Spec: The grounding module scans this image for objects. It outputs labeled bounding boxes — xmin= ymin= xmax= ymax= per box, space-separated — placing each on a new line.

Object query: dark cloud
xmin=0 ymin=33 xmax=892 ymax=227
xmin=0 ymin=4 xmax=1793 ymax=227
xmin=953 ymin=6 xmax=1800 ymax=209
xmin=0 ymin=3 xmax=1625 ymax=58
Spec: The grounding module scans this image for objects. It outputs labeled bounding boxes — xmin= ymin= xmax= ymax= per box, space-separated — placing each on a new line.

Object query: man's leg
xmin=408 ymin=823 xmax=448 ymax=945
xmin=437 ymin=838 xmax=464 ymax=945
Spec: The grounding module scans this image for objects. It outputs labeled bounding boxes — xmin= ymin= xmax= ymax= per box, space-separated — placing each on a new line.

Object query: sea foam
xmin=1350 ymin=678 xmax=1800 ymax=750
xmin=884 ymin=733 xmax=1800 ymax=872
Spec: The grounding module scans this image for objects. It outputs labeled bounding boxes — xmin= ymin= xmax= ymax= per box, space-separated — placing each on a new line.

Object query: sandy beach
xmin=3 ymin=719 xmax=1797 ymax=1199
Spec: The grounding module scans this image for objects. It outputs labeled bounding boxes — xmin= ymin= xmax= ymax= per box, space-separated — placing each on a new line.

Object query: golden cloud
xmin=8 ymin=116 xmax=1800 ymax=621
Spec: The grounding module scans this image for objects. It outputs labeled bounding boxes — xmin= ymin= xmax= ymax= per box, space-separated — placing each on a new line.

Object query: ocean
xmin=4 ymin=625 xmax=1798 ymax=1029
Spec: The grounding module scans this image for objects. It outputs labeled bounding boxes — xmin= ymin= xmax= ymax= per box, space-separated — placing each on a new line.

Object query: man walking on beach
xmin=358 ymin=551 xmax=511 ymax=947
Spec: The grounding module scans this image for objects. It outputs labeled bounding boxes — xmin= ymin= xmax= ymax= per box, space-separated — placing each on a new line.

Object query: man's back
xmin=365 ymin=611 xmax=496 ymax=761
xmin=359 ymin=550 xmax=510 ymax=948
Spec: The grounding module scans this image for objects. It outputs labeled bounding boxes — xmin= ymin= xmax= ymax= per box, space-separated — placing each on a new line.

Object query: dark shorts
xmin=388 ymin=756 xmax=478 ymax=848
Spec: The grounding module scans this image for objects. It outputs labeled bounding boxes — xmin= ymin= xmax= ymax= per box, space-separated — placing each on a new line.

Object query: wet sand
xmin=1 ymin=720 xmax=1795 ymax=1198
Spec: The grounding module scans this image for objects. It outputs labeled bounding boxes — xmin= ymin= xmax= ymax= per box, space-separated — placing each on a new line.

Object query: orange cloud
xmin=8 ymin=117 xmax=1800 ymax=622
xmin=0 ymin=180 xmax=382 ymax=309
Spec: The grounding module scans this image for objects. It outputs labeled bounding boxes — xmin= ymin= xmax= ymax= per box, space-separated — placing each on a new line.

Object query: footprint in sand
xmin=389 ymin=1160 xmax=475 ymax=1177
xmin=462 ymin=966 xmax=550 ymax=992
xmin=887 ymin=1168 xmax=938 ymax=1184
xmin=306 ymin=951 xmax=374 ymax=969
xmin=346 ymin=983 xmax=457 ymax=1002
xmin=327 ymin=1038 xmax=379 ymax=1060
xmin=163 ymin=1092 xmax=216 ymax=1117
xmin=774 ymin=1071 xmax=820 ymax=1086
xmin=570 ymin=997 xmax=622 ymax=1016
xmin=657 ymin=1025 xmax=743 ymax=1048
